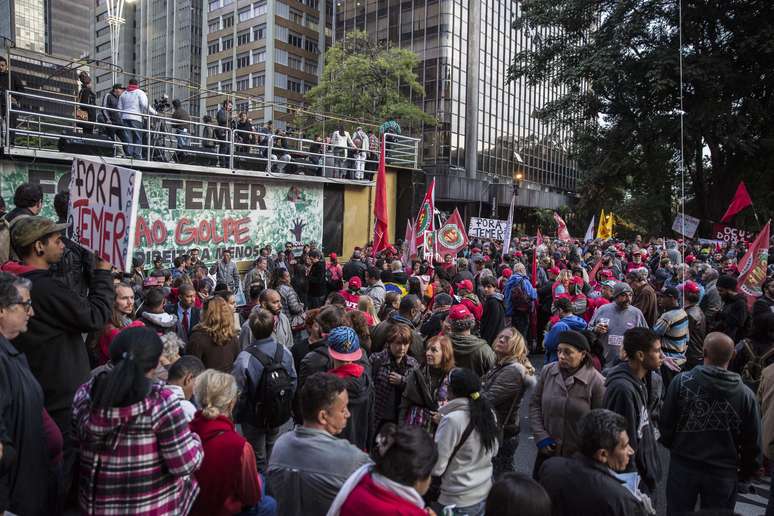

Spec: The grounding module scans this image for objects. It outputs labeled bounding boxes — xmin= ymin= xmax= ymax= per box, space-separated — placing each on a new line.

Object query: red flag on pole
xmin=553 ymin=212 xmax=571 ymax=241
xmin=372 ymin=139 xmax=390 ymax=256
xmin=437 ymin=208 xmax=468 ymax=258
xmin=720 ymin=181 xmax=753 ymax=223
xmin=414 ymin=179 xmax=436 ymax=248
xmin=736 ymin=220 xmax=770 ymax=308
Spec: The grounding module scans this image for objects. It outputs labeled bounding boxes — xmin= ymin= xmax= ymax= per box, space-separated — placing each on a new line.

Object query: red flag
xmin=402 ymin=218 xmax=415 ymax=267
xmin=737 ymin=220 xmax=770 ymax=308
xmin=372 ymin=140 xmax=389 ymax=256
xmin=720 ymin=182 xmax=753 ymax=223
xmin=553 ymin=212 xmax=571 ymax=241
xmin=536 ymin=228 xmax=544 ymax=247
xmin=414 ymin=179 xmax=436 ymax=248
xmin=437 ymin=208 xmax=468 ymax=258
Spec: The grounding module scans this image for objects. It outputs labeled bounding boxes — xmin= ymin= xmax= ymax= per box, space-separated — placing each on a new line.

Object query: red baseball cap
xmin=471 ymin=247 xmax=481 ymax=253
xmin=448 ymin=304 xmax=472 ymax=320
xmin=682 ymin=281 xmax=701 ymax=295
xmin=329 ymin=252 xmax=338 ymax=260
xmin=685 ymin=255 xmax=696 ymax=265
xmin=483 ymin=255 xmax=491 ymax=262
xmin=456 ymin=279 xmax=473 ymax=292
xmin=502 ymin=268 xmax=513 ymax=278
xmin=598 ymin=269 xmax=614 ymax=279
xmin=548 ymin=267 xmax=561 ymax=275
xmin=348 ymin=276 xmax=362 ymax=289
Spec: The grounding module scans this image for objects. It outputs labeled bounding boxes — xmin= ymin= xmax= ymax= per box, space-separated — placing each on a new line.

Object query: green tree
xmin=510 ymin=0 xmax=774 ymax=234
xmin=301 ymin=31 xmax=436 ymax=133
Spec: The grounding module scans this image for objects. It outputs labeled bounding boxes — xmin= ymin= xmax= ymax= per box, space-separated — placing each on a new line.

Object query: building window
xmin=221 ymin=59 xmax=233 ymax=72
xmin=236 ymin=76 xmax=250 ymax=91
xmin=304 ymin=40 xmax=319 ymax=54
xmin=208 ymin=0 xmax=220 ymax=12
xmin=221 ymin=80 xmax=232 ymax=92
xmin=250 ymin=96 xmax=264 ymax=110
xmin=222 ymin=37 xmax=233 ymax=50
xmin=237 ymin=30 xmax=250 ymax=45
xmin=287 ymin=79 xmax=302 ymax=93
xmin=303 ymin=82 xmax=312 ymax=93
xmin=274 ymin=73 xmax=287 ymax=89
xmin=222 ymin=15 xmax=234 ymax=28
xmin=253 ymin=49 xmax=266 ymax=63
xmin=236 ymin=52 xmax=250 ymax=68
xmin=303 ymin=0 xmax=318 ymax=8
xmin=288 ymin=55 xmax=302 ymax=70
xmin=288 ymin=32 xmax=302 ymax=48
xmin=208 ymin=20 xmax=220 ymax=33
xmin=207 ymin=63 xmax=219 ymax=76
xmin=236 ymin=101 xmax=249 ymax=113
xmin=253 ymin=23 xmax=266 ymax=40
xmin=304 ymin=59 xmax=318 ymax=74
xmin=289 ymin=8 xmax=303 ymax=24
xmin=208 ymin=41 xmax=220 ymax=54
xmin=305 ymin=14 xmax=319 ymax=29
xmin=238 ymin=7 xmax=252 ymax=22
xmin=252 ymin=74 xmax=265 ymax=87
xmin=254 ymin=1 xmax=267 ymax=16
xmin=96 ymin=26 xmax=109 ymax=38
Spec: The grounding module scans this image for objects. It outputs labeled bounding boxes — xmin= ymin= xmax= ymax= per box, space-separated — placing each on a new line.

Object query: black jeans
xmin=666 ymin=455 xmax=737 ymax=515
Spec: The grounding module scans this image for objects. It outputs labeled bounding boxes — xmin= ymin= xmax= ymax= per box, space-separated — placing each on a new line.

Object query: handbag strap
xmin=439 ymin=420 xmax=475 ymax=478
xmin=500 ymin=389 xmax=521 ymax=431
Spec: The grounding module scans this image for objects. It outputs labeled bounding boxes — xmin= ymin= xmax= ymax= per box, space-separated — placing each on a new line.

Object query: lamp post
xmin=105 ymin=0 xmax=133 ymax=85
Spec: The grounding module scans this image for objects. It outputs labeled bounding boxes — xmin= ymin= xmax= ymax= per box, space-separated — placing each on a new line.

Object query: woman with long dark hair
xmin=73 ymin=327 xmax=203 ymax=515
xmin=407 ymin=276 xmax=423 ymax=300
xmin=484 ymin=472 xmax=551 ymax=516
xmin=327 ymin=423 xmax=438 ymax=515
xmin=432 ymin=367 xmax=498 ymax=515
xmin=399 ymin=335 xmax=455 ymax=434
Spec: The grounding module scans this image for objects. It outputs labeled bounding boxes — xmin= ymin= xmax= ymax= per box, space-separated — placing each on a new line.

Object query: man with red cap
xmin=681 ymin=281 xmax=707 ymax=369
xmin=339 ymin=277 xmax=362 ymax=311
xmin=326 ymin=252 xmax=343 ymax=293
xmin=446 ymin=304 xmax=495 ymax=377
xmin=455 ymin=279 xmax=483 ymax=322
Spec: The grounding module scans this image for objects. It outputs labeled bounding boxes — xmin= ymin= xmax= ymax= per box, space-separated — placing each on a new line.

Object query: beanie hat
xmin=717 ymin=275 xmax=737 ymax=290
xmin=612 ymin=282 xmax=633 ymax=298
xmin=558 ymin=330 xmax=590 ymax=352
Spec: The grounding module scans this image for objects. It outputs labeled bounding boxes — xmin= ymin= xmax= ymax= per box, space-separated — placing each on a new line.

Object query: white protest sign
xmin=69 ymin=158 xmax=142 ymax=272
xmin=468 ymin=217 xmax=509 ymax=240
xmin=671 ymin=213 xmax=700 ymax=238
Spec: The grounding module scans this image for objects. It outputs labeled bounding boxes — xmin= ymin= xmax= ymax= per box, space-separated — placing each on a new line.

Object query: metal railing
xmin=2 ymin=89 xmax=421 ymax=180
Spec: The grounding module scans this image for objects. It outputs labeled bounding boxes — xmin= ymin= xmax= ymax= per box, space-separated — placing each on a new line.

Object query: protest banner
xmin=711 ymin=223 xmax=756 ymax=245
xmin=69 ymin=158 xmax=142 ymax=272
xmin=671 ymin=213 xmax=700 ymax=238
xmin=3 ymin=165 xmax=324 ymax=266
xmin=468 ymin=217 xmax=508 ymax=240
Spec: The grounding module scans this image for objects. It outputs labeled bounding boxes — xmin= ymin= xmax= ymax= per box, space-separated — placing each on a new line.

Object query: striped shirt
xmin=73 ymin=379 xmax=204 ymax=515
xmin=653 ymin=308 xmax=690 ymax=363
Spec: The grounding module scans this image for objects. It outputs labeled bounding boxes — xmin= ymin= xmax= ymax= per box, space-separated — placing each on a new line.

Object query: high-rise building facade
xmin=0 ymin=0 xmax=46 ymax=52
xmin=333 ymin=0 xmax=580 ymax=212
xmin=203 ymin=0 xmax=324 ymax=129
xmin=91 ymin=0 xmax=203 ymax=116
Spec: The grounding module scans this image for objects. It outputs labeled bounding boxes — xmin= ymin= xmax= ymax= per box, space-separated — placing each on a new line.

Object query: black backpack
xmin=246 ymin=344 xmax=294 ymax=429
xmin=510 ymin=278 xmax=532 ymax=313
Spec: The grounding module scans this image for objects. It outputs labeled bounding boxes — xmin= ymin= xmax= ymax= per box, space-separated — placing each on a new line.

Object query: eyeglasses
xmin=12 ymin=300 xmax=33 ymax=313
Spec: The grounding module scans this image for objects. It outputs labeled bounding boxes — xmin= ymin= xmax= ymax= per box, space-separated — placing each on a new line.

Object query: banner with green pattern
xmin=0 ymin=162 xmax=323 ymax=265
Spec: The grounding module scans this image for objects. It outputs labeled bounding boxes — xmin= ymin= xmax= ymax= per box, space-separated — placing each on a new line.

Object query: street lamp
xmin=105 ymin=0 xmax=134 ymax=85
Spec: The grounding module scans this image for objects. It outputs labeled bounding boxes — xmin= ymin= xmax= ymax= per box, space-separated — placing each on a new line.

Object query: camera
xmin=154 ymin=94 xmax=171 ymax=112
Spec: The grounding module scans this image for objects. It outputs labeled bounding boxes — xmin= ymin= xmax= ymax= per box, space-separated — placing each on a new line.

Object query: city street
xmin=515 ymin=355 xmax=770 ymax=516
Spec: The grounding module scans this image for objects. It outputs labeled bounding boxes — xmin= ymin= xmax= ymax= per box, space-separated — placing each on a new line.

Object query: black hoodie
xmin=660 ymin=365 xmax=762 ymax=478
xmin=329 ymin=363 xmax=373 ymax=450
xmin=602 ymin=362 xmax=662 ymax=491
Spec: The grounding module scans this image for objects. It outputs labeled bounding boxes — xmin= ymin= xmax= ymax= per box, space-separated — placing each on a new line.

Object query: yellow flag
xmin=597 ymin=209 xmax=609 ymax=239
xmin=605 ymin=212 xmax=615 ymax=237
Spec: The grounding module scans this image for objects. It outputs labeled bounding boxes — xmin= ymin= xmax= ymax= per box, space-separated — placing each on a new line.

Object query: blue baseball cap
xmin=327 ymin=326 xmax=362 ymax=361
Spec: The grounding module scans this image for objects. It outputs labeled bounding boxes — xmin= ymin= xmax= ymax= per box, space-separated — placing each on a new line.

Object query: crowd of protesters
xmin=1 ymin=182 xmax=773 ymax=516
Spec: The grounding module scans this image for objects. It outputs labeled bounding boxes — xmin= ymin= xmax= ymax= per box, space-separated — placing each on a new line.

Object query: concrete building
xmin=333 ymin=0 xmax=581 ymax=216
xmin=91 ymin=0 xmax=137 ymax=101
xmin=203 ymin=0 xmax=324 ymax=130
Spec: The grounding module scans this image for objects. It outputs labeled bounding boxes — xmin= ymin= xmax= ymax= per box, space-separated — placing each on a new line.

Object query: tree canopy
xmin=510 ymin=0 xmax=774 ymax=235
xmin=302 ymin=31 xmax=436 ymax=133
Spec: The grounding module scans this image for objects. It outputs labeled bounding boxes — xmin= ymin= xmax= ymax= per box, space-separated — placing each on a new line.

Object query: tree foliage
xmin=301 ymin=31 xmax=436 ymax=133
xmin=510 ymin=0 xmax=774 ymax=235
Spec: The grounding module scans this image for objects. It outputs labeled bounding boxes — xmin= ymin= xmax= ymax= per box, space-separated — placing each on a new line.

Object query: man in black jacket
xmin=307 ymin=250 xmax=327 ymax=308
xmin=4 ymin=183 xmax=42 ymax=224
xmin=420 ymin=292 xmax=452 ymax=339
xmin=539 ymin=409 xmax=648 ymax=516
xmin=4 ymin=216 xmax=113 ymax=498
xmin=480 ymin=276 xmax=506 ymax=345
xmin=660 ymin=332 xmax=762 ymax=515
xmin=716 ymin=274 xmax=750 ymax=342
xmin=342 ymin=248 xmax=367 ymax=281
xmin=603 ymin=327 xmax=663 ymax=497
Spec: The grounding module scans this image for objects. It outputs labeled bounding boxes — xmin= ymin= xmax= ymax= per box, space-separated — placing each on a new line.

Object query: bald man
xmin=660 ymin=332 xmax=762 ymax=515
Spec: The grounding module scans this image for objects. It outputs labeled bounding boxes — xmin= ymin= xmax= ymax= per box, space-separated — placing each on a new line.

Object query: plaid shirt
xmin=73 ymin=379 xmax=204 ymax=515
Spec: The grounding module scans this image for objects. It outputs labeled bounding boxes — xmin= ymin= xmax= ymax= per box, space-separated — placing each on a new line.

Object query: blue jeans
xmin=176 ymin=128 xmax=189 ymax=147
xmin=122 ymin=119 xmax=143 ymax=158
xmin=666 ymin=455 xmax=737 ymax=515
xmin=435 ymin=500 xmax=486 ymax=516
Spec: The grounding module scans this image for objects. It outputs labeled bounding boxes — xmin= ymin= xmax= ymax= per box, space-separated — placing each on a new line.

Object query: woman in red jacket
xmin=189 ymin=369 xmax=277 ymax=516
xmin=328 ymin=423 xmax=438 ymax=516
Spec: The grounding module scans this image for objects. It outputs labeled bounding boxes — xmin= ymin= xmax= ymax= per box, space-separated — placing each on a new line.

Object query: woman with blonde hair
xmin=189 ymin=369 xmax=276 ymax=516
xmin=357 ymin=295 xmax=380 ymax=325
xmin=552 ymin=269 xmax=573 ymax=300
xmin=187 ymin=297 xmax=241 ymax=372
xmin=483 ymin=328 xmax=537 ymax=478
xmin=400 ymin=335 xmax=455 ymax=434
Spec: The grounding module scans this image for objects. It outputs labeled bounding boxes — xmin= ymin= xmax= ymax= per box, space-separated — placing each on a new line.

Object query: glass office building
xmin=333 ymin=0 xmax=580 ymax=211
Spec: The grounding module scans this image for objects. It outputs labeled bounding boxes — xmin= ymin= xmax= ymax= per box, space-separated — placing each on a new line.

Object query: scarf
xmin=326 ymin=464 xmax=425 ymax=516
